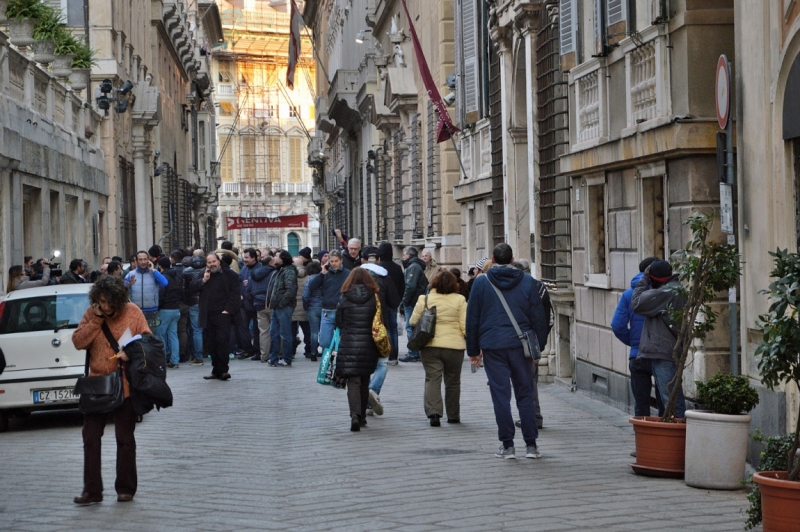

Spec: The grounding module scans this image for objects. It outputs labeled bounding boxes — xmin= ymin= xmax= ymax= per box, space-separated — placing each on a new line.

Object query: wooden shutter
xmin=267 ymin=136 xmax=281 ymax=182
xmin=594 ymin=0 xmax=607 ymax=56
xmin=461 ymin=0 xmax=480 ymax=125
xmin=242 ymin=136 xmax=256 ymax=180
xmin=559 ymin=0 xmax=579 ymax=71
xmin=289 ymin=137 xmax=303 ymax=182
xmin=606 ymin=0 xmax=627 ymax=46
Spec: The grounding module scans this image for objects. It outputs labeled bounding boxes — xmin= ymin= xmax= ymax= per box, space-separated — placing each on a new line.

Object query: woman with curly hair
xmin=71 ymin=275 xmax=151 ymax=505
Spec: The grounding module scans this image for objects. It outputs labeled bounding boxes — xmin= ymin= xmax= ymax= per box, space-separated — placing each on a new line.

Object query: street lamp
xmin=355 ymin=29 xmax=372 ymax=44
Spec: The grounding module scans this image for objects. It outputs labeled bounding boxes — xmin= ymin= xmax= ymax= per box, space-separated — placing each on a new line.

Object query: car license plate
xmin=32 ymin=388 xmax=78 ymax=404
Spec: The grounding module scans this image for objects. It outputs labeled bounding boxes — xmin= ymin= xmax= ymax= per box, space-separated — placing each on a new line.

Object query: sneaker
xmin=369 ymin=390 xmax=383 ymax=416
xmin=525 ymin=443 xmax=541 ymax=459
xmin=190 ymin=359 xmax=204 ymax=366
xmin=277 ymin=360 xmax=291 ymax=367
xmin=399 ymin=355 xmax=420 ymax=363
xmin=366 ymin=408 xmax=374 ymax=416
xmin=265 ymin=360 xmax=278 ymax=367
xmin=387 ymin=359 xmax=399 ymax=366
xmin=495 ymin=445 xmax=516 ymax=459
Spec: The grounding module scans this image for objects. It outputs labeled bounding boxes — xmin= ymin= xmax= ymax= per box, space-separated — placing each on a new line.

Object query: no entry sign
xmin=716 ymin=55 xmax=731 ymax=130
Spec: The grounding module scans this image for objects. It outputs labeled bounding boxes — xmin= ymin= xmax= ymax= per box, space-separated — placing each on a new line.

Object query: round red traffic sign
xmin=716 ymin=55 xmax=730 ymax=129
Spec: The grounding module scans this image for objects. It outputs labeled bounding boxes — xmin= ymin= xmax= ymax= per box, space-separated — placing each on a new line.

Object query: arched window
xmin=287 ymin=232 xmax=300 ymax=256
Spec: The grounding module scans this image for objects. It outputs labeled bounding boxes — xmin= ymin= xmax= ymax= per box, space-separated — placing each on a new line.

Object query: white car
xmin=0 ymin=284 xmax=92 ymax=432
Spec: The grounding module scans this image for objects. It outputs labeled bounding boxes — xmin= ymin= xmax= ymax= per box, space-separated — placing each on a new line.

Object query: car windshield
xmin=0 ymin=293 xmax=90 ymax=334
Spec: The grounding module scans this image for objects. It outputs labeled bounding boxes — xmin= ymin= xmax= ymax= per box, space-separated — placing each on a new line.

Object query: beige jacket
xmin=410 ymin=289 xmax=467 ymax=350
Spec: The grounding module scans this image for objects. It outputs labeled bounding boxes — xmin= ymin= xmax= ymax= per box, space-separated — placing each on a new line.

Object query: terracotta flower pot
xmin=629 ymin=416 xmax=686 ymax=478
xmin=8 ymin=18 xmax=35 ymax=48
xmin=753 ymin=471 xmax=800 ymax=532
xmin=32 ymin=39 xmax=56 ymax=64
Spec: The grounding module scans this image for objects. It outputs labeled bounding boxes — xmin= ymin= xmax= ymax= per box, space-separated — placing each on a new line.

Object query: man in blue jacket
xmin=250 ymin=255 xmax=277 ymax=361
xmin=466 ymin=243 xmax=551 ymax=460
xmin=611 ymin=256 xmax=663 ymax=417
xmin=305 ymin=250 xmax=350 ymax=350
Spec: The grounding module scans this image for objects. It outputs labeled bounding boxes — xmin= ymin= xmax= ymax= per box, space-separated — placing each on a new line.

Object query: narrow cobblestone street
xmin=2 ymin=351 xmax=749 ymax=531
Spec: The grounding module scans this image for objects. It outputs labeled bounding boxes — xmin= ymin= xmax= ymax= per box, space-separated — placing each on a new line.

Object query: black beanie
xmin=639 ymin=256 xmax=659 ymax=273
xmin=648 ymin=260 xmax=673 ymax=281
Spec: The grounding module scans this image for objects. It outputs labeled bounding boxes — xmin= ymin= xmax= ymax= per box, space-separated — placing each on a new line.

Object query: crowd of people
xmin=8 ymin=236 xmax=559 ymax=504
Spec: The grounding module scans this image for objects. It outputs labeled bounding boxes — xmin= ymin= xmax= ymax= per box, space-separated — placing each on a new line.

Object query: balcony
xmin=221 ymin=181 xmax=312 ymax=196
xmin=570 ymin=58 xmax=608 ymax=151
xmin=1 ymin=34 xmax=103 ymax=147
xmin=327 ymin=69 xmax=360 ymax=132
xmin=272 ymin=182 xmax=312 ymax=194
xmin=621 ymin=24 xmax=671 ymax=136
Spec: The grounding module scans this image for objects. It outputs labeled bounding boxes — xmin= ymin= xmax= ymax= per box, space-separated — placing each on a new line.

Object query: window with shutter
xmin=559 ymin=0 xmax=579 ymax=71
xmin=199 ymin=121 xmax=206 ymax=171
xmin=461 ymin=0 xmax=480 ymax=125
xmin=267 ymin=136 xmax=281 ymax=182
xmin=66 ymin=0 xmax=85 ymax=27
xmin=606 ymin=0 xmax=628 ymax=46
xmin=289 ymin=137 xmax=303 ymax=182
xmin=594 ymin=0 xmax=607 ymax=56
xmin=242 ymin=136 xmax=256 ymax=180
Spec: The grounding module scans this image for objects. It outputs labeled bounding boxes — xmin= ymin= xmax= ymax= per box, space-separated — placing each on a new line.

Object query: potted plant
xmin=752 ymin=248 xmax=800 ymax=531
xmin=629 ymin=212 xmax=742 ymax=478
xmin=68 ymin=39 xmax=96 ymax=91
xmin=684 ymin=372 xmax=759 ymax=489
xmin=745 ymin=431 xmax=795 ymax=530
xmin=30 ymin=4 xmax=62 ymax=64
xmin=51 ymin=26 xmax=79 ymax=78
xmin=6 ymin=0 xmax=45 ymax=48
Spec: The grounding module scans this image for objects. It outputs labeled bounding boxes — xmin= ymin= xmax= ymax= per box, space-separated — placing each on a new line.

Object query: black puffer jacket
xmin=335 ymin=284 xmax=379 ymax=377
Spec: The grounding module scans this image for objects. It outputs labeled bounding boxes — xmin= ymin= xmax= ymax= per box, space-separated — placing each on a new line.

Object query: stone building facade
xmin=213 ymin=0 xmax=319 ymax=254
xmin=304 ymin=0 xmax=461 ymax=266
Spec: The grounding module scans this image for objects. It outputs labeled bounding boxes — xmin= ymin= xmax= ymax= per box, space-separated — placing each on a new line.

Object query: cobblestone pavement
xmin=1 ymin=348 xmax=750 ymax=531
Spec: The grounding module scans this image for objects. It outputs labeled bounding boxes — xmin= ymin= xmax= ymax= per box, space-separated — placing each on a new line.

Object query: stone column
xmin=491 ymin=26 xmax=516 ymax=247
xmin=132 ymin=124 xmax=154 ymax=250
xmin=522 ymin=17 xmax=539 ymax=269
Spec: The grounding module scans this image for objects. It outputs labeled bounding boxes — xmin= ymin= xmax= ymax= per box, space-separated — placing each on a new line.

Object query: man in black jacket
xmin=59 ymin=258 xmax=86 ymax=284
xmin=378 ymin=242 xmax=404 ymax=364
xmin=156 ymin=257 xmax=183 ymax=368
xmin=401 ymin=246 xmax=428 ymax=362
xmin=238 ymin=248 xmax=261 ymax=360
xmin=183 ymin=255 xmax=205 ymax=365
xmin=250 ymin=256 xmax=277 ymax=361
xmin=267 ymin=250 xmax=298 ymax=367
xmin=192 ymin=253 xmax=241 ymax=380
xmin=306 ymin=250 xmax=350 ymax=351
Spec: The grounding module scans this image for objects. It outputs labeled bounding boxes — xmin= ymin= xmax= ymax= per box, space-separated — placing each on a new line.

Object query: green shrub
xmin=744 ymin=430 xmax=794 ymax=530
xmin=695 ymin=372 xmax=760 ymax=415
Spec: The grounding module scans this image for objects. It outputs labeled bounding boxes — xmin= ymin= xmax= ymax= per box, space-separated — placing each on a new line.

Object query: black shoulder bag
xmin=73 ymin=322 xmax=125 ymax=415
xmin=487 ymin=279 xmax=541 ymax=360
xmin=407 ymin=290 xmax=437 ymax=351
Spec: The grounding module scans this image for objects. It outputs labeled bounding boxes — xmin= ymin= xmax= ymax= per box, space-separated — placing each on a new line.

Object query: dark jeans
xmin=629 ymin=357 xmax=664 ymax=416
xmin=269 ymin=306 xmax=294 ymax=364
xmin=242 ymin=307 xmax=260 ymax=355
xmin=346 ymin=375 xmax=370 ymax=420
xmin=178 ymin=303 xmax=189 ymax=362
xmin=231 ymin=308 xmax=253 ymax=356
xmin=82 ymin=397 xmax=137 ymax=496
xmin=483 ymin=346 xmax=538 ymax=448
xmin=652 ymin=358 xmax=686 ymax=419
xmin=206 ymin=312 xmax=232 ymax=376
xmin=291 ymin=320 xmax=311 ymax=356
xmin=386 ymin=307 xmax=399 ymax=360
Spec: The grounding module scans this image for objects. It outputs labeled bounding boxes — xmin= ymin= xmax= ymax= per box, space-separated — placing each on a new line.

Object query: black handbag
xmin=407 ymin=291 xmax=436 ymax=351
xmin=73 ymin=322 xmax=125 ymax=415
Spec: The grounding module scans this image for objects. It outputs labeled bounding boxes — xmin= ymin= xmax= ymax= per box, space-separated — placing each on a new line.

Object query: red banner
xmin=226 ymin=214 xmax=309 ymax=230
xmin=400 ymin=0 xmax=459 ymax=143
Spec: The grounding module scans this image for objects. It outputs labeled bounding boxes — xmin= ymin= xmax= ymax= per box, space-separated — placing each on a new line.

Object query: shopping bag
xmin=317 ymin=328 xmax=341 ymax=386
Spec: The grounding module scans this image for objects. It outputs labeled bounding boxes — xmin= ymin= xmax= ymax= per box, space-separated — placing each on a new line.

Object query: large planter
xmin=629 ymin=416 xmax=686 ymax=478
xmin=753 ymin=471 xmax=800 ymax=532
xmin=51 ymin=54 xmax=74 ymax=78
xmin=31 ymin=39 xmax=56 ymax=64
xmin=684 ymin=410 xmax=750 ymax=489
xmin=8 ymin=18 xmax=35 ymax=48
xmin=68 ymin=68 xmax=89 ymax=91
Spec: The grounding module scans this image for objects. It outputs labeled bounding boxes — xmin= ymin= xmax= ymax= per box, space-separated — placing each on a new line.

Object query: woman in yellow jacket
xmin=410 ymin=269 xmax=467 ymax=426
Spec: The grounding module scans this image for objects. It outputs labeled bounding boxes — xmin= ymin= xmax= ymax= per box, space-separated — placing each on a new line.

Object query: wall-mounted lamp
xmin=355 ymin=29 xmax=372 ymax=44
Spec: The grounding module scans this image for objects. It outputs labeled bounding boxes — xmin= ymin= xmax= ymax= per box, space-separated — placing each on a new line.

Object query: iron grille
xmin=489 ymin=39 xmax=504 ymax=246
xmin=118 ymin=157 xmax=136 ymax=258
xmin=376 ymin=147 xmax=388 ymax=241
xmin=537 ymin=2 xmax=572 ymax=285
xmin=205 ymin=217 xmax=216 ymax=253
xmin=393 ymin=130 xmax=403 ymax=240
xmin=364 ymin=164 xmax=373 ymax=242
xmin=426 ymin=101 xmax=441 ymax=237
xmin=161 ymin=163 xmax=179 ymax=252
xmin=410 ymin=113 xmax=424 ymax=239
xmin=177 ymin=179 xmax=194 ymax=249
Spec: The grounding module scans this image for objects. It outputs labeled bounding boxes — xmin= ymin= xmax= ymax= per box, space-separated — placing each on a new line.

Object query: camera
xmin=50 ymin=262 xmax=63 ymax=277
